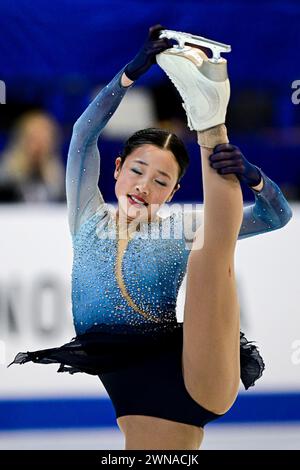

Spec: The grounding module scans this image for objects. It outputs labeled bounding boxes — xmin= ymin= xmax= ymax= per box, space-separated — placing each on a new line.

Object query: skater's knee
xmin=185 ymin=380 xmax=239 ymax=416
xmin=183 ymin=366 xmax=240 ymax=416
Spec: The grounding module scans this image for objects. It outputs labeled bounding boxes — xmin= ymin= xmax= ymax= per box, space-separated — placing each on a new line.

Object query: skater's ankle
xmin=121 ymin=73 xmax=134 ymax=87
xmin=197 ymin=124 xmax=229 ymax=149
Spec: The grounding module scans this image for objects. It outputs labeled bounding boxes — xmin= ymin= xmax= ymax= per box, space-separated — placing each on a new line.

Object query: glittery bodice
xmin=72 ymin=208 xmax=190 ymax=333
xmin=66 ymin=66 xmax=293 ymax=335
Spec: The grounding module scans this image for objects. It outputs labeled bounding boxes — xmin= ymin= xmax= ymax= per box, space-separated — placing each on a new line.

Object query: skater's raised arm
xmin=66 ymin=24 xmax=172 ymax=237
xmin=66 ymin=67 xmax=133 ymax=237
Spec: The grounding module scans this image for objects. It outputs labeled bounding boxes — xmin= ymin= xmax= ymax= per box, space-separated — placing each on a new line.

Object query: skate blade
xmin=159 ymin=29 xmax=231 ymax=63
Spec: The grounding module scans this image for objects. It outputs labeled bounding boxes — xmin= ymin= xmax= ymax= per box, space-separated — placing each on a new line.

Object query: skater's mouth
xmin=127 ymin=194 xmax=149 ymax=207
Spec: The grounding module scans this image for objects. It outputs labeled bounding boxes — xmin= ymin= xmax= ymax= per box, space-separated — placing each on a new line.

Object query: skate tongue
xmin=186 ymin=46 xmax=208 ymax=64
xmin=162 ymin=46 xmax=207 ymax=67
xmin=185 ymin=42 xmax=212 ymax=58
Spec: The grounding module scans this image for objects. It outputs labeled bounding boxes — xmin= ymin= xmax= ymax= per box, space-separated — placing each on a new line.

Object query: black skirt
xmin=8 ymin=322 xmax=265 ymax=428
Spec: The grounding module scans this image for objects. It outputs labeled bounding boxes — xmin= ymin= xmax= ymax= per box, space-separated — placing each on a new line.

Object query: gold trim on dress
xmin=114 ymin=220 xmax=162 ymax=323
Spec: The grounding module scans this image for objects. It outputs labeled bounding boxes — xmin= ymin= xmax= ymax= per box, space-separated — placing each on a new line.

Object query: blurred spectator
xmin=0 ymin=111 xmax=66 ymax=202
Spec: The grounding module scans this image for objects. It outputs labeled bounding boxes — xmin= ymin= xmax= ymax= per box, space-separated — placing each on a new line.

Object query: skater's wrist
xmin=121 ymin=72 xmax=134 ymax=87
xmin=250 ymin=177 xmax=264 ymax=192
xmin=197 ymin=124 xmax=229 ymax=148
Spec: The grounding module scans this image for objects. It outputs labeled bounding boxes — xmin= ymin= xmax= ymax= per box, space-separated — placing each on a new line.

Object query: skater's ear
xmin=114 ymin=156 xmax=123 ymax=180
xmin=167 ymin=183 xmax=180 ymax=202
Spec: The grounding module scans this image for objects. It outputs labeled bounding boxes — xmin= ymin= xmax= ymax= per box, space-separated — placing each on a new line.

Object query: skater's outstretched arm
xmin=238 ymin=169 xmax=293 ymax=239
xmin=207 ymin=143 xmax=292 ymax=238
xmin=183 ymin=146 xmax=292 ymax=242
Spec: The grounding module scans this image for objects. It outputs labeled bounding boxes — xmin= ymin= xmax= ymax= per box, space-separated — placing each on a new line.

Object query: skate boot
xmin=156 ymin=30 xmax=231 ymax=131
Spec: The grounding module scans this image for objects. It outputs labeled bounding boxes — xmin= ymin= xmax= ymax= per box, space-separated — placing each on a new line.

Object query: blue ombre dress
xmin=10 ymin=66 xmax=293 ymax=427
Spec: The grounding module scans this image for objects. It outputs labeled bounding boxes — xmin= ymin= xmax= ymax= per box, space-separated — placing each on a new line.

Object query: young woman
xmin=10 ymin=25 xmax=292 ymax=450
xmin=0 ymin=111 xmax=65 ymax=202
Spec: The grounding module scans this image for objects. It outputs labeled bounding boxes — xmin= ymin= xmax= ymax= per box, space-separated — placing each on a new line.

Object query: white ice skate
xmin=156 ymin=29 xmax=231 ymax=131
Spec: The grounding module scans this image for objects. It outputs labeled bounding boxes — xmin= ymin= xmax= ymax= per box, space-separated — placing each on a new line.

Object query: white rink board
xmin=0 ymin=203 xmax=299 ymax=398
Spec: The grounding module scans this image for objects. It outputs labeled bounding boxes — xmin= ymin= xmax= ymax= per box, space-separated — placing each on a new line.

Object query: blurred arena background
xmin=0 ymin=0 xmax=300 ymax=450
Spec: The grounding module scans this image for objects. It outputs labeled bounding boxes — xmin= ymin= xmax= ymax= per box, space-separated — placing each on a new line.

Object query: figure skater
xmin=9 ymin=25 xmax=293 ymax=450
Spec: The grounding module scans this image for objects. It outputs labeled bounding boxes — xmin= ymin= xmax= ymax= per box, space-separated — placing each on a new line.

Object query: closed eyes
xmin=131 ymin=168 xmax=167 ymax=186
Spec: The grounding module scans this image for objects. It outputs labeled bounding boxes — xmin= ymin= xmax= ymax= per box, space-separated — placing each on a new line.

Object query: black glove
xmin=209 ymin=144 xmax=262 ymax=187
xmin=124 ymin=24 xmax=173 ymax=81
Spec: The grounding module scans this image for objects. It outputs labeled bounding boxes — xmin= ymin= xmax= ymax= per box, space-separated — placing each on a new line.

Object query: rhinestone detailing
xmin=115 ymin=223 xmax=162 ymax=323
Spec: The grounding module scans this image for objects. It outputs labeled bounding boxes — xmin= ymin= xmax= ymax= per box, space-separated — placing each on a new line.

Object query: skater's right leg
xmin=157 ymin=39 xmax=243 ymax=415
xmin=182 ymin=126 xmax=243 ymax=414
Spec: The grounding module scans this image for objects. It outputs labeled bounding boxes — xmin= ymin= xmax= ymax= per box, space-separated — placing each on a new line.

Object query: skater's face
xmin=114 ymin=144 xmax=180 ymax=223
